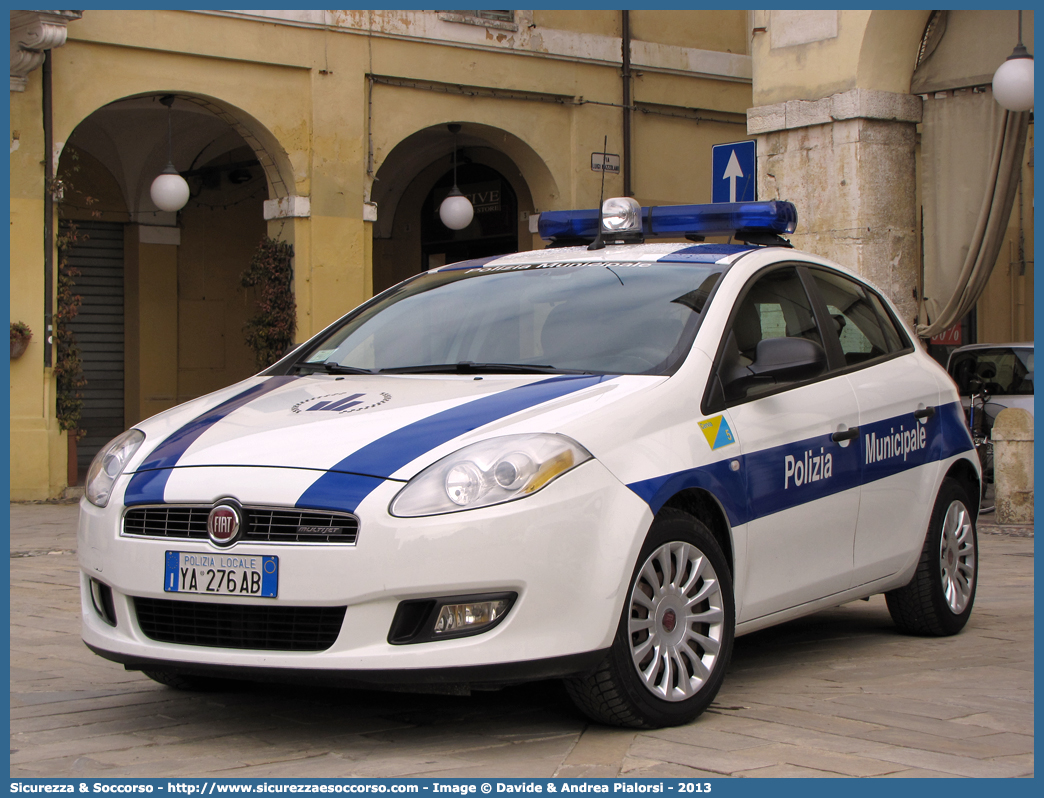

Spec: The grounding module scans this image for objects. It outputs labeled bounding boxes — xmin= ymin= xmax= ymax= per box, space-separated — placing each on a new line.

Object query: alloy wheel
xmin=938 ymin=500 xmax=976 ymax=614
xmin=627 ymin=541 xmax=725 ymax=702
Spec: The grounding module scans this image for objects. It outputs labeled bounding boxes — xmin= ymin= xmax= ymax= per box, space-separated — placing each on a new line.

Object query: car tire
xmin=885 ymin=477 xmax=978 ymax=636
xmin=564 ymin=508 xmax=735 ymax=728
xmin=142 ymin=669 xmax=239 ymax=691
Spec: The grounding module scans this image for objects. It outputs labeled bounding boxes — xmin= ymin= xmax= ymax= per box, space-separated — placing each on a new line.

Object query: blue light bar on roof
xmin=538 ymin=200 xmax=798 ymax=243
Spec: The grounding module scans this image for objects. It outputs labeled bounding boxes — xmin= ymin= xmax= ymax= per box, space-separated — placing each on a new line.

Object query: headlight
xmin=390 ymin=433 xmax=592 ymax=517
xmin=85 ymin=429 xmax=145 ymax=507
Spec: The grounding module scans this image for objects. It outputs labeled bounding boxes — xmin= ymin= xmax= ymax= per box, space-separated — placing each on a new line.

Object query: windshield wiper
xmin=293 ymin=361 xmax=375 ymax=375
xmin=379 ymin=362 xmax=586 ymax=375
xmin=322 ymin=363 xmax=376 ymax=375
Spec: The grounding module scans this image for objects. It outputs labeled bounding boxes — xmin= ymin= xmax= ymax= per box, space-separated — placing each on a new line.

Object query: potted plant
xmin=55 ymin=226 xmax=87 ymax=485
xmin=242 ymin=236 xmax=297 ymax=368
xmin=10 ymin=321 xmax=32 ymax=359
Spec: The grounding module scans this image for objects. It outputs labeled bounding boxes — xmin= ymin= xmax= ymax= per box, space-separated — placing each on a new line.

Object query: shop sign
xmin=930 ymin=323 xmax=962 ymax=346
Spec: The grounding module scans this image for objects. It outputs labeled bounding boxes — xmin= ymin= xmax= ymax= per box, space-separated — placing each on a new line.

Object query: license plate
xmin=164 ymin=551 xmax=278 ymax=598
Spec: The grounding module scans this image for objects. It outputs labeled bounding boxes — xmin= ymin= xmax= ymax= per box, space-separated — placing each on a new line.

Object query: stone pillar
xmin=991 ymin=407 xmax=1034 ymax=525
xmin=748 ymin=89 xmax=923 ymax=324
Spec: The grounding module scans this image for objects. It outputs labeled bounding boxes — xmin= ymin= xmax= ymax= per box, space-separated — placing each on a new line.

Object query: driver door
xmin=713 ymin=266 xmax=861 ymax=623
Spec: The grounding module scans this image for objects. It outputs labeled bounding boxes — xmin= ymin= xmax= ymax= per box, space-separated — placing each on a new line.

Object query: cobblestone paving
xmin=9 ymin=502 xmax=1034 ymax=778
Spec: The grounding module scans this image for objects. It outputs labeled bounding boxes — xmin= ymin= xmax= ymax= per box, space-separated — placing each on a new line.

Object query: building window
xmin=438 ymin=10 xmax=518 ymax=32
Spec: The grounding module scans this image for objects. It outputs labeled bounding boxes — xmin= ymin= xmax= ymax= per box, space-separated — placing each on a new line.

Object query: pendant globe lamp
xmin=438 ymin=124 xmax=474 ymax=230
xmin=993 ymin=10 xmax=1034 ymax=112
xmin=149 ymin=95 xmax=191 ymax=213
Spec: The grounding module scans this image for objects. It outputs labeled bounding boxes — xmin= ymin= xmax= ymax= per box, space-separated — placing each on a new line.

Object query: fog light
xmin=434 ymin=599 xmax=511 ymax=635
xmin=89 ymin=578 xmax=117 ymax=627
xmin=388 ymin=592 xmax=517 ymax=644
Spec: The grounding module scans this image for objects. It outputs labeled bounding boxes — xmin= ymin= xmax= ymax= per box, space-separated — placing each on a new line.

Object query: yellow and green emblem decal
xmin=699 ymin=415 xmax=735 ymax=450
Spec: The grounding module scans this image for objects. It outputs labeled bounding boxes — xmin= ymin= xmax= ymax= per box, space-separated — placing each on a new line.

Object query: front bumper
xmin=79 ymin=460 xmax=652 ymax=680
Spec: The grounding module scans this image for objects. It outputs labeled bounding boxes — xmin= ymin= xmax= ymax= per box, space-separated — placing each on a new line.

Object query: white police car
xmin=79 ymin=198 xmax=980 ymax=729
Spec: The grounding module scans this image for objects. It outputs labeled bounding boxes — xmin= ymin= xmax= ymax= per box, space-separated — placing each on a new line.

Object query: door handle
xmin=831 ymin=427 xmax=859 ymax=442
xmin=914 ymin=406 xmax=936 ymax=420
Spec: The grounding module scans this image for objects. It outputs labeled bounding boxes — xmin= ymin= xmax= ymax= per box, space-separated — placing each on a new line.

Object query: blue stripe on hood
xmin=295 ymin=374 xmax=610 ymax=512
xmin=124 ymin=376 xmax=298 ymax=505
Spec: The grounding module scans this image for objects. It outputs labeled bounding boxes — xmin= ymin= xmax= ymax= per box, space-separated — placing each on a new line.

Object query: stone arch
xmin=56 ymin=91 xmax=297 ymax=216
xmin=370 ymin=121 xmax=559 ymax=240
xmin=856 ymin=10 xmax=933 ymax=94
xmin=369 ymin=121 xmax=560 ymax=292
xmin=177 ymin=95 xmax=295 ymax=200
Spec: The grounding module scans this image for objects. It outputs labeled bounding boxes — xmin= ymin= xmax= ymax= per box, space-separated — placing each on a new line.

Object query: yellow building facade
xmin=10 ymin=9 xmax=753 ymax=499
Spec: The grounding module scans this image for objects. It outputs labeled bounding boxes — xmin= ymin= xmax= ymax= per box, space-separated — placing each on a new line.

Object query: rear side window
xmin=948 ymin=348 xmax=1034 ymax=396
xmin=808 ymin=269 xmax=908 ymax=367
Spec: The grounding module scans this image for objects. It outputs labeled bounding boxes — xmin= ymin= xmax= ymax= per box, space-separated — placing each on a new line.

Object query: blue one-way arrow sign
xmin=712 ymin=140 xmax=757 ymax=203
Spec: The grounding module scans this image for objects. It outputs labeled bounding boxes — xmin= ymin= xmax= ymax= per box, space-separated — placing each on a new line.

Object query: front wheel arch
xmin=565 ymin=508 xmax=735 ymax=728
xmin=660 ymin=488 xmax=734 ymax=577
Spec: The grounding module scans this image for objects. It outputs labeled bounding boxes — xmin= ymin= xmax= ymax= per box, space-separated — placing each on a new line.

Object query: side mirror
xmin=749 ymin=336 xmax=827 ymax=381
xmin=724 ymin=336 xmax=826 ymax=401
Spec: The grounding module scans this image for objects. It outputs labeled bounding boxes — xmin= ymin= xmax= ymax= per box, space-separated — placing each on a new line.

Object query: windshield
xmin=290 ymin=260 xmax=723 ymax=376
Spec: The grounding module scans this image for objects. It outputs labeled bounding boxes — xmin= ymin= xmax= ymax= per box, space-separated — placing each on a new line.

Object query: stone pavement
xmin=9 ymin=501 xmax=1034 ymax=778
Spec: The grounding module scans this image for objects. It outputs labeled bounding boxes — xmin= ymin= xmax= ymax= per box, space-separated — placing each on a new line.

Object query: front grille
xmin=123 ymin=506 xmax=359 ymax=545
xmin=134 ymin=597 xmax=346 ymax=651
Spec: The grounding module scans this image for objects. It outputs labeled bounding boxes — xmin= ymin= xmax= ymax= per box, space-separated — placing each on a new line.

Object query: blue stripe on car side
xmin=628 ymin=457 xmax=750 ymax=526
xmin=860 ymin=401 xmax=973 ymax=485
xmin=741 ymin=430 xmax=862 ymax=524
xmin=295 ymin=374 xmax=610 ymax=512
xmin=124 ymin=376 xmax=298 ymax=506
xmin=628 ymin=401 xmax=974 ymax=524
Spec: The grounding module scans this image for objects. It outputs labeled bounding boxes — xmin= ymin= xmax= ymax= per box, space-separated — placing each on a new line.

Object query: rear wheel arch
xmin=660 ymin=488 xmax=734 ymax=577
xmin=885 ymin=476 xmax=977 ymax=636
xmin=945 ymin=457 xmax=981 ymax=517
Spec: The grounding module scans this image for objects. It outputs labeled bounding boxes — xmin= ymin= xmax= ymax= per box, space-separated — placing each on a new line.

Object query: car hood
xmin=128 ymin=372 xmax=660 ymax=482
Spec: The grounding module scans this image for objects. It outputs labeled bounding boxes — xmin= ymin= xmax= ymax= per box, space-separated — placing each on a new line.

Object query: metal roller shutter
xmin=60 ymin=221 xmax=125 ymax=477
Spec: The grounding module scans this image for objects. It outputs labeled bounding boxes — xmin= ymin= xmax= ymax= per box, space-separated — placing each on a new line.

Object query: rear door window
xmin=806 ymin=269 xmax=909 ymax=368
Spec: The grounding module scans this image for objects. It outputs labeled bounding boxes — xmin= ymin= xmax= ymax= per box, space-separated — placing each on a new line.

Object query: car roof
xmin=434 ymin=241 xmax=759 ymax=272
xmin=950 ymin=342 xmax=1033 ymax=352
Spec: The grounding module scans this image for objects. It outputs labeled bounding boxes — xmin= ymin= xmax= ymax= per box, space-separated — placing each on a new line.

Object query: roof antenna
xmin=588 ymin=135 xmax=608 ymax=251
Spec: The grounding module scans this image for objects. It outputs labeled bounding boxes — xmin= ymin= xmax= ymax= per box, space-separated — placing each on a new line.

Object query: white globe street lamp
xmin=149 ymin=95 xmax=190 ymax=213
xmin=150 ymin=163 xmax=190 ymax=212
xmin=993 ymin=11 xmax=1034 ymax=112
xmin=438 ymin=123 xmax=474 ymax=231
xmin=439 ymin=186 xmax=474 ymax=230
